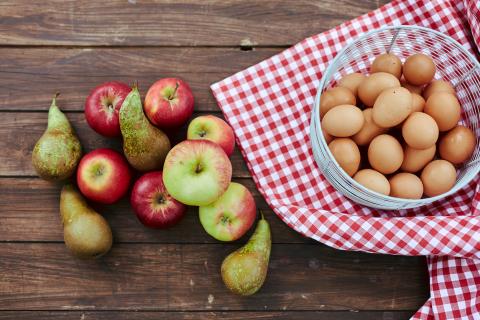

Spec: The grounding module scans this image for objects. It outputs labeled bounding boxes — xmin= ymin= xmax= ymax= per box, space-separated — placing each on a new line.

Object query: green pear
xmin=221 ymin=215 xmax=271 ymax=296
xmin=119 ymin=86 xmax=171 ymax=171
xmin=32 ymin=94 xmax=82 ymax=181
xmin=60 ymin=184 xmax=112 ymax=259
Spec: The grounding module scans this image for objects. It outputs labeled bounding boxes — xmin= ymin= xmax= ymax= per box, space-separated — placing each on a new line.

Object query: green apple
xmin=163 ymin=139 xmax=232 ymax=206
xmin=199 ymin=182 xmax=257 ymax=241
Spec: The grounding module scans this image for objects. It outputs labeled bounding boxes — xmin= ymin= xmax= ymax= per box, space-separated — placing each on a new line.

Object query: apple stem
xmin=168 ymin=82 xmax=180 ymax=100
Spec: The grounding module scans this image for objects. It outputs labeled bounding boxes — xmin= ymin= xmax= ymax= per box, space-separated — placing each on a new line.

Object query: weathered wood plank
xmin=0 ymin=311 xmax=417 ymax=320
xmin=0 ymin=1 xmax=427 ymax=317
xmin=0 ymin=0 xmax=389 ymax=46
xmin=0 ymin=112 xmax=250 ymax=177
xmin=0 ymin=48 xmax=281 ymax=111
xmin=0 ymin=243 xmax=429 ymax=311
xmin=0 ymin=177 xmax=308 ymax=244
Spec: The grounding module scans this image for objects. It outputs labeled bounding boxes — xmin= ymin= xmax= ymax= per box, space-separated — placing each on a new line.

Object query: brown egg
xmin=368 ymin=134 xmax=404 ymax=174
xmin=439 ymin=125 xmax=476 ymax=164
xmin=329 ymin=138 xmax=361 ymax=177
xmin=400 ymin=77 xmax=423 ymax=95
xmin=353 ymin=169 xmax=390 ymax=195
xmin=338 ymin=73 xmax=366 ymax=97
xmin=423 ymin=80 xmax=455 ymax=100
xmin=403 ymin=53 xmax=436 ymax=86
xmin=401 ymin=145 xmax=436 ymax=173
xmin=372 ymin=87 xmax=412 ymax=128
xmin=358 ymin=72 xmax=401 ymax=107
xmin=424 ymin=92 xmax=461 ymax=132
xmin=402 ymin=112 xmax=439 ymax=149
xmin=371 ymin=53 xmax=402 ymax=79
xmin=389 ymin=173 xmax=424 ymax=199
xmin=319 ymin=87 xmax=356 ymax=118
xmin=411 ymin=93 xmax=425 ymax=113
xmin=322 ymin=127 xmax=333 ymax=144
xmin=322 ymin=105 xmax=364 ymax=137
xmin=421 ymin=160 xmax=457 ymax=197
xmin=352 ymin=108 xmax=388 ymax=146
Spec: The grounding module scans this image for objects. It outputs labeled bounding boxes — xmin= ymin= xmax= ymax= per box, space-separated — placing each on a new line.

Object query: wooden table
xmin=0 ymin=1 xmax=430 ymax=319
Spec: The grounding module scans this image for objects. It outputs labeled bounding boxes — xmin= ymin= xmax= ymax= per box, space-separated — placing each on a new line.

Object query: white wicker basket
xmin=310 ymin=25 xmax=480 ymax=209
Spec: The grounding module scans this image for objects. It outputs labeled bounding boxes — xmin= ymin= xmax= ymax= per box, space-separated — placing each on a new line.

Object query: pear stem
xmin=51 ymin=92 xmax=60 ymax=107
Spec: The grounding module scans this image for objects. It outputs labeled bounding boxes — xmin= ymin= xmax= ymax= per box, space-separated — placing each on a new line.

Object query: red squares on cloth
xmin=211 ymin=0 xmax=480 ymax=319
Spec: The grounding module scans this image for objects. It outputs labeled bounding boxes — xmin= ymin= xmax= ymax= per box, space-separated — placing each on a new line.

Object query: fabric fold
xmin=211 ymin=0 xmax=480 ymax=318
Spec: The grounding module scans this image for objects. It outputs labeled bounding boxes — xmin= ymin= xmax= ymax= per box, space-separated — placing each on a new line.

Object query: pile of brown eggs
xmin=320 ymin=52 xmax=476 ymax=199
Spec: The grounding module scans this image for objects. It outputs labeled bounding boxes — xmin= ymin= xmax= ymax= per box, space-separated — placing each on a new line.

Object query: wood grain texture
xmin=0 ymin=311 xmax=417 ymax=320
xmin=0 ymin=243 xmax=428 ymax=311
xmin=0 ymin=177 xmax=308 ymax=244
xmin=0 ymin=0 xmax=389 ymax=46
xmin=0 ymin=48 xmax=281 ymax=111
xmin=0 ymin=0 xmax=430 ymax=317
xmin=0 ymin=111 xmax=249 ymax=177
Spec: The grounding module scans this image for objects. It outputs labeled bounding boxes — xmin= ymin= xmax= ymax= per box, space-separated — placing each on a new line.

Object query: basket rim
xmin=312 ymin=25 xmax=480 ymax=207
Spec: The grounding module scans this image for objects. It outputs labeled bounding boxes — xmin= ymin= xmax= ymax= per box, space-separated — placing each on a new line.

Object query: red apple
xmin=199 ymin=182 xmax=256 ymax=241
xmin=187 ymin=115 xmax=236 ymax=156
xmin=130 ymin=171 xmax=186 ymax=229
xmin=85 ymin=81 xmax=131 ymax=137
xmin=144 ymin=78 xmax=194 ymax=128
xmin=77 ymin=148 xmax=132 ymax=204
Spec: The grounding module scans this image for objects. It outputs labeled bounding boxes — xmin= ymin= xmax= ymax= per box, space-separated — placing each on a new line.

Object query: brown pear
xmin=221 ymin=215 xmax=271 ymax=296
xmin=32 ymin=94 xmax=82 ymax=181
xmin=60 ymin=184 xmax=112 ymax=259
xmin=119 ymin=86 xmax=171 ymax=171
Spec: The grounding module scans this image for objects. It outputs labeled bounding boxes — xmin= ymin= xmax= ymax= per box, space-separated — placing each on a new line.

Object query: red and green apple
xmin=162 ymin=140 xmax=232 ymax=206
xmin=144 ymin=78 xmax=194 ymax=129
xmin=85 ymin=81 xmax=131 ymax=137
xmin=187 ymin=115 xmax=235 ymax=156
xmin=199 ymin=182 xmax=256 ymax=241
xmin=77 ymin=148 xmax=132 ymax=204
xmin=130 ymin=171 xmax=186 ymax=229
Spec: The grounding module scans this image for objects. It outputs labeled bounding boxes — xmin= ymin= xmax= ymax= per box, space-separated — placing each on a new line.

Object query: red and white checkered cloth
xmin=211 ymin=0 xmax=480 ymax=319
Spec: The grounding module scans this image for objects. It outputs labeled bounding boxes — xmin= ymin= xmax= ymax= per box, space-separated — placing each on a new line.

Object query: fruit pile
xmin=31 ymin=78 xmax=271 ymax=296
xmin=320 ymin=52 xmax=476 ymax=199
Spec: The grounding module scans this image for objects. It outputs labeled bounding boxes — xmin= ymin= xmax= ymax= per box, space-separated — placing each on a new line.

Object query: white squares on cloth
xmin=211 ymin=0 xmax=480 ymax=318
